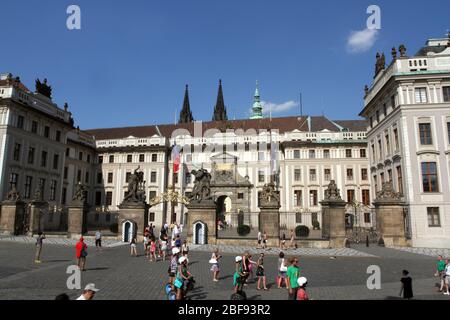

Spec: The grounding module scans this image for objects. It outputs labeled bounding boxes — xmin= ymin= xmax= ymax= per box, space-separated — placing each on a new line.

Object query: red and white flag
xmin=172 ymin=144 xmax=181 ymax=173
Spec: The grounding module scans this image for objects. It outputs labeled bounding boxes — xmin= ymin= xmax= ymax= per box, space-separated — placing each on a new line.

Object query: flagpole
xmin=170 ymin=140 xmax=177 ymax=225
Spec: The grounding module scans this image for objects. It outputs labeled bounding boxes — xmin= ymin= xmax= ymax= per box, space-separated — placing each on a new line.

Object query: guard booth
xmin=193 ymin=221 xmax=207 ymax=245
xmin=122 ymin=220 xmax=137 ymax=242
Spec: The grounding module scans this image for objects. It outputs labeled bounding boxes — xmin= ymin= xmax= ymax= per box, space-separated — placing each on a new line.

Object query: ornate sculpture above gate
xmin=72 ymin=181 xmax=88 ymax=203
xmin=123 ymin=166 xmax=146 ymax=203
xmin=6 ymin=185 xmax=21 ymax=202
xmin=260 ymin=182 xmax=280 ymax=207
xmin=375 ymin=181 xmax=403 ymax=201
xmin=189 ymin=168 xmax=213 ymax=203
xmin=324 ymin=180 xmax=342 ymax=201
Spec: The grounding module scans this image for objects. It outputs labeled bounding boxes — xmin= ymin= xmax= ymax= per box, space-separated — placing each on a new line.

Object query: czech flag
xmin=172 ymin=144 xmax=181 ymax=173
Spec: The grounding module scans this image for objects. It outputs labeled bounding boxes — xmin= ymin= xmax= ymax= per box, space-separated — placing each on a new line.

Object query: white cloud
xmin=260 ymin=100 xmax=299 ymax=115
xmin=346 ymin=28 xmax=379 ymax=53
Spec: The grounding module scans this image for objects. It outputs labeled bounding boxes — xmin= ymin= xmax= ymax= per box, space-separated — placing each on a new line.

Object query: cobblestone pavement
xmin=0 ymin=235 xmax=126 ymax=248
xmin=0 ymin=240 xmax=448 ymax=300
xmin=389 ymin=246 xmax=450 ymax=259
xmin=189 ymin=244 xmax=375 ymax=257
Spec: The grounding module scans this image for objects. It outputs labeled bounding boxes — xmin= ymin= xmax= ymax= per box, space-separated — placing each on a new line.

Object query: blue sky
xmin=0 ymin=0 xmax=449 ymax=129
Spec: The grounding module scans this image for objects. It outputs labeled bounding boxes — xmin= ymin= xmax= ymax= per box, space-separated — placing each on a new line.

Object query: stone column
xmin=320 ymin=180 xmax=347 ymax=248
xmin=374 ymin=182 xmax=407 ymax=247
xmin=259 ymin=182 xmax=281 ymax=247
xmin=67 ymin=202 xmax=88 ymax=238
xmin=0 ymin=200 xmax=26 ymax=235
xmin=186 ymin=201 xmax=216 ymax=245
xmin=28 ymin=200 xmax=47 ymax=236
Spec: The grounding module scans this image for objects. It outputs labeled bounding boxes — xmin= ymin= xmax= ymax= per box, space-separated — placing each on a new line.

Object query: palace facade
xmin=1 ymin=34 xmax=449 ymax=248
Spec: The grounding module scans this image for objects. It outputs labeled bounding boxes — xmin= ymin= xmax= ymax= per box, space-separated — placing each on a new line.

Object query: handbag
xmin=174 ymin=278 xmax=183 ymax=289
xmin=81 ymin=248 xmax=88 ymax=257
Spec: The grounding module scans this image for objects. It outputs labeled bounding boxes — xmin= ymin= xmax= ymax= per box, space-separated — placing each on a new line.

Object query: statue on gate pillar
xmin=324 ymin=180 xmax=342 ymax=201
xmin=260 ymin=182 xmax=280 ymax=207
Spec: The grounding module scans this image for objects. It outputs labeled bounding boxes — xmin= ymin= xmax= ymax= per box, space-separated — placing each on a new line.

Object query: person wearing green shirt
xmin=286 ymin=257 xmax=300 ymax=300
xmin=437 ymin=255 xmax=446 ymax=292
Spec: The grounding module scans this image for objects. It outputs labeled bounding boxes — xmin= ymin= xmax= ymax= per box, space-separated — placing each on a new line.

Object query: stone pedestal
xmin=374 ymin=182 xmax=407 ymax=247
xmin=259 ymin=204 xmax=280 ymax=247
xmin=320 ymin=199 xmax=347 ymax=248
xmin=67 ymin=202 xmax=88 ymax=238
xmin=374 ymin=200 xmax=407 ymax=246
xmin=118 ymin=202 xmax=148 ymax=242
xmin=28 ymin=201 xmax=47 ymax=236
xmin=0 ymin=200 xmax=26 ymax=235
xmin=186 ymin=201 xmax=216 ymax=245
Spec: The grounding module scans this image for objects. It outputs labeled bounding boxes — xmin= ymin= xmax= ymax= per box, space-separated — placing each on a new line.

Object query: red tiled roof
xmin=85 ymin=116 xmax=367 ymax=141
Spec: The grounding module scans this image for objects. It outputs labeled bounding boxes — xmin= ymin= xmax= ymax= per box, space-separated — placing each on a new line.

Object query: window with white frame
xmin=415 ymin=88 xmax=427 ymax=103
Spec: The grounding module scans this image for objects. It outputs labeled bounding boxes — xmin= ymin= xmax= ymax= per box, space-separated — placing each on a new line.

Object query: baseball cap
xmin=84 ymin=283 xmax=100 ymax=292
xmin=172 ymin=247 xmax=180 ymax=255
xmin=235 ymin=256 xmax=242 ymax=262
xmin=297 ymin=277 xmax=308 ymax=287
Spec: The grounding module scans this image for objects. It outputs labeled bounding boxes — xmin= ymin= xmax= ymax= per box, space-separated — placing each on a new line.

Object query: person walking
xmin=233 ymin=256 xmax=247 ymax=294
xmin=76 ymin=283 xmax=100 ymax=300
xmin=286 ymin=257 xmax=300 ymax=300
xmin=181 ymin=240 xmax=189 ymax=258
xmin=256 ymin=253 xmax=268 ymax=290
xmin=169 ymin=247 xmax=180 ymax=284
xmin=246 ymin=253 xmax=257 ymax=283
xmin=175 ymin=235 xmax=182 ymax=248
xmin=95 ymin=230 xmax=102 ymax=251
xmin=257 ymin=231 xmax=262 ymax=249
xmin=280 ymin=233 xmax=286 ymax=250
xmin=443 ymin=259 xmax=450 ymax=295
xmin=143 ymin=234 xmax=149 ymax=257
xmin=262 ymin=231 xmax=268 ymax=250
xmin=210 ymin=248 xmax=222 ymax=282
xmin=277 ymin=252 xmax=288 ymax=288
xmin=34 ymin=232 xmax=45 ymax=263
xmin=399 ymin=270 xmax=413 ymax=299
xmin=75 ymin=237 xmax=87 ymax=271
xmin=296 ymin=277 xmax=309 ymax=300
xmin=289 ymin=229 xmax=295 ymax=248
xmin=175 ymin=256 xmax=192 ymax=300
xmin=436 ymin=255 xmax=446 ymax=292
xmin=160 ymin=234 xmax=168 ymax=261
xmin=130 ymin=236 xmax=138 ymax=257
xmin=149 ymin=238 xmax=157 ymax=261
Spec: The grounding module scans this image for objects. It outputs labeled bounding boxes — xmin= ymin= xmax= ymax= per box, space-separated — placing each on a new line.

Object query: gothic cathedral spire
xmin=178 ymin=84 xmax=194 ymax=124
xmin=212 ymin=79 xmax=228 ymax=121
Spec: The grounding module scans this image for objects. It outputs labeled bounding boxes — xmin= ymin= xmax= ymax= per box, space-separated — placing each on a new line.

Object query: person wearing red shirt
xmin=76 ymin=237 xmax=88 ymax=271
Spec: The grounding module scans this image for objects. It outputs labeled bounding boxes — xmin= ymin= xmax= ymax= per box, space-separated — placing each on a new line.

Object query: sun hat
xmin=297 ymin=277 xmax=308 ymax=287
xmin=235 ymin=256 xmax=243 ymax=262
xmin=172 ymin=247 xmax=180 ymax=255
xmin=84 ymin=283 xmax=100 ymax=292
xmin=179 ymin=256 xmax=187 ymax=264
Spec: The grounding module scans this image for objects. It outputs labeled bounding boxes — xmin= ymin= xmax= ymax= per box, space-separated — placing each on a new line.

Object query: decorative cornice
xmin=416 ymin=149 xmax=440 ymax=156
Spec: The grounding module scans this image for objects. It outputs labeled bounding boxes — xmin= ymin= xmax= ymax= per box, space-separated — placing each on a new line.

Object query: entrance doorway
xmin=216 ymin=195 xmax=231 ymax=230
